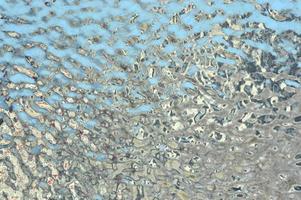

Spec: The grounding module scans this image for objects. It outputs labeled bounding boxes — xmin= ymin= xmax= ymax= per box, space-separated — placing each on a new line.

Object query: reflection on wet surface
xmin=0 ymin=0 xmax=301 ymax=199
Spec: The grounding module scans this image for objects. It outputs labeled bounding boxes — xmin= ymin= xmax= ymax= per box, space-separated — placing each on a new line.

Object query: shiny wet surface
xmin=0 ymin=0 xmax=301 ymax=199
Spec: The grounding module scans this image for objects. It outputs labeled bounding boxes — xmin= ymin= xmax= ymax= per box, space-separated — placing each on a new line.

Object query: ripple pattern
xmin=0 ymin=0 xmax=301 ymax=199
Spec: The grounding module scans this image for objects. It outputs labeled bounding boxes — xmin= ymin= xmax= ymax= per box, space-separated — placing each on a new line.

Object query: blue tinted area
xmin=1 ymin=133 xmax=13 ymax=141
xmin=94 ymin=195 xmax=103 ymax=200
xmin=9 ymin=73 xmax=35 ymax=84
xmin=9 ymin=89 xmax=34 ymax=99
xmin=46 ymin=93 xmax=63 ymax=104
xmin=31 ymin=145 xmax=42 ymax=155
xmin=128 ymin=104 xmax=154 ymax=115
xmin=285 ymin=80 xmax=301 ymax=88
xmin=182 ymin=81 xmax=195 ymax=89
xmin=0 ymin=97 xmax=9 ymax=109
xmin=0 ymin=0 xmax=300 ymax=199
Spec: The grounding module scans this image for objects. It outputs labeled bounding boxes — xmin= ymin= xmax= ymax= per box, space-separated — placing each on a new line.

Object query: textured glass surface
xmin=0 ymin=0 xmax=301 ymax=199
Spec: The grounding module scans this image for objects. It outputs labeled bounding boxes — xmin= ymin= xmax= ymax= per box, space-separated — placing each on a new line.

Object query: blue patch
xmin=31 ymin=145 xmax=42 ymax=155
